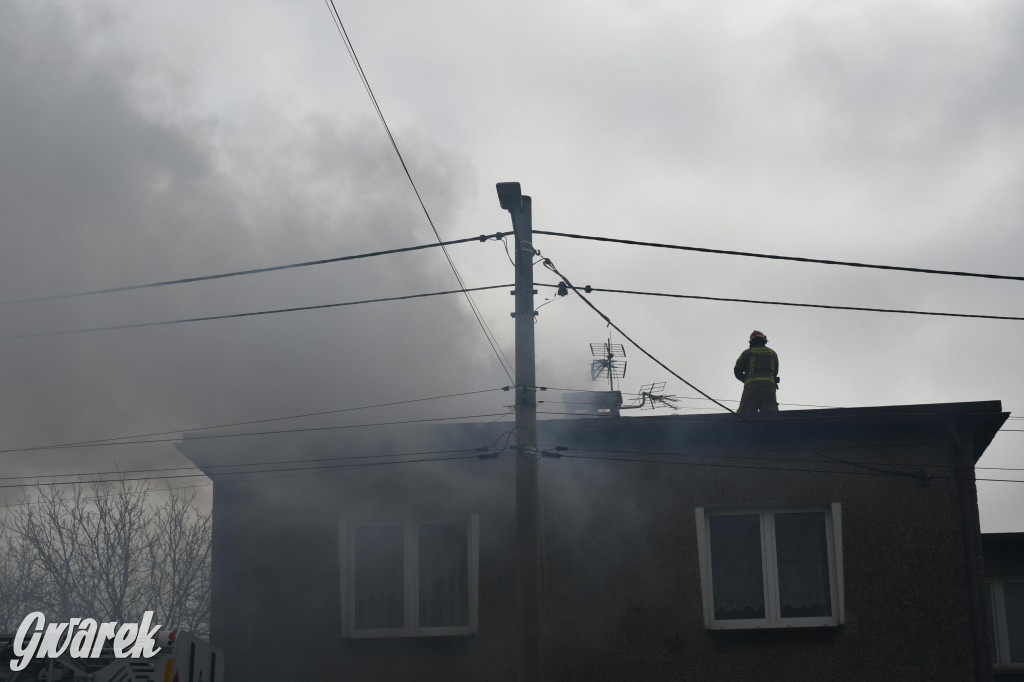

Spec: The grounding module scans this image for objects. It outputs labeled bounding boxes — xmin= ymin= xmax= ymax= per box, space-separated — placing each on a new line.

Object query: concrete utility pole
xmin=496 ymin=182 xmax=541 ymax=682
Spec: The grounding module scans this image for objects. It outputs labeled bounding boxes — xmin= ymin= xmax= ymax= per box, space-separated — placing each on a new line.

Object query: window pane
xmin=709 ymin=514 xmax=765 ymax=620
xmin=418 ymin=523 xmax=469 ymax=627
xmin=774 ymin=512 xmax=831 ymax=618
xmin=354 ymin=525 xmax=404 ymax=629
xmin=1005 ymin=582 xmax=1024 ymax=664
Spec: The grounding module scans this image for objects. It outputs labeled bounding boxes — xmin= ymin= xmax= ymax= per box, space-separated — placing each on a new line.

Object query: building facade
xmin=179 ymin=400 xmax=1007 ymax=681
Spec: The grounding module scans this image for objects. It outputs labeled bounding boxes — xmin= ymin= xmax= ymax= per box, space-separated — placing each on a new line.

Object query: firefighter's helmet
xmin=749 ymin=330 xmax=768 ymax=343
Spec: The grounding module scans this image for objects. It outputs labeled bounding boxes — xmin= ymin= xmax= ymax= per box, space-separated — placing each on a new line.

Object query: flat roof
xmin=177 ymin=400 xmax=1008 ymax=470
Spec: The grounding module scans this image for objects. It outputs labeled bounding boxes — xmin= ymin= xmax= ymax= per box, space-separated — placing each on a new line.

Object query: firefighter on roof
xmin=734 ymin=330 xmax=779 ymax=413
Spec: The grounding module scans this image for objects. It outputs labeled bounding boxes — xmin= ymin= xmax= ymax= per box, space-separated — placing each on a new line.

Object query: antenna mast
xmin=589 ymin=336 xmax=626 ymax=391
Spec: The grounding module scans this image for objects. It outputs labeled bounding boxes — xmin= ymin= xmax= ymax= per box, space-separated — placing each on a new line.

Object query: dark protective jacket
xmin=734 ymin=346 xmax=779 ymax=385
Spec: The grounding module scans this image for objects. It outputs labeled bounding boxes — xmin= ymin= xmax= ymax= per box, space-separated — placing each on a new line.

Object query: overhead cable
xmin=534 ymin=230 xmax=1024 ymax=282
xmin=9 ymin=445 xmax=1020 ymax=491
xmin=322 ymin=0 xmax=515 ymax=381
xmin=537 ymin=386 xmax=1020 ymax=414
xmin=556 ymin=452 xmax=1023 ymax=484
xmin=1 ymin=428 xmax=523 ymax=506
xmin=536 ymin=283 xmax=1024 ymax=322
xmin=0 ymin=481 xmax=216 ymax=509
xmin=8 ymin=440 xmax=1023 ymax=507
xmin=0 ymin=284 xmax=513 ymax=341
xmin=539 ymin=445 xmax=1024 ymax=472
xmin=0 ymin=234 xmax=508 ymax=308
xmin=0 ymin=451 xmax=508 ymax=490
xmin=0 ymin=387 xmax=507 ymax=455
xmin=9 ymin=439 xmax=1024 ymax=487
xmin=534 ymin=410 xmax=1017 ymax=435
xmin=0 ymin=446 xmax=480 ymax=482
xmin=0 ymin=411 xmax=515 ymax=455
xmin=0 ymin=444 xmax=515 ymax=486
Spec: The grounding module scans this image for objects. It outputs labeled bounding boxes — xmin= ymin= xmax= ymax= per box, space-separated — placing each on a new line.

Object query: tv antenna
xmin=590 ymin=336 xmax=626 ymax=391
xmin=621 ymin=381 xmax=681 ymax=411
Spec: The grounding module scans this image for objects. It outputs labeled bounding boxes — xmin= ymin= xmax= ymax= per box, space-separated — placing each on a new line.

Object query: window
xmin=987 ymin=579 xmax=1024 ymax=670
xmin=339 ymin=516 xmax=479 ymax=638
xmin=695 ymin=504 xmax=844 ymax=630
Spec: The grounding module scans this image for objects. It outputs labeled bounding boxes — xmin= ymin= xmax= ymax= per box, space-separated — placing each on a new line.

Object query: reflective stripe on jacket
xmin=735 ymin=347 xmax=778 ymax=384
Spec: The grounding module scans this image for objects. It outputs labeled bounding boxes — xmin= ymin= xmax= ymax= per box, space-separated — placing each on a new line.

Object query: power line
xmin=17 ymin=443 xmax=1004 ymax=491
xmin=0 ymin=411 xmax=515 ymax=456
xmin=0 ymin=234 xmax=507 ymax=308
xmin=10 ymin=410 xmax=1021 ymax=490
xmin=534 ymin=230 xmax=1024 ymax=282
xmin=1 ymin=429 xmax=521 ymax=509
xmin=1 ymin=427 xmax=523 ymax=487
xmin=24 ymin=395 xmax=1008 ymax=462
xmin=536 ymin=284 xmax=1024 ymax=322
xmin=0 ymin=284 xmax=513 ymax=341
xmin=0 ymin=450 xmax=509 ymax=491
xmin=225 ymin=451 xmax=518 ymax=487
xmin=10 ymin=433 xmax=1023 ymax=508
xmin=0 ymin=447 xmax=472 ymax=482
xmin=10 ymin=437 xmax=1024 ymax=488
xmin=541 ymin=385 xmax=1024 ymax=419
xmin=322 ymin=1 xmax=515 ymax=382
xmin=9 ymin=446 xmax=1021 ymax=508
xmin=0 ymin=443 xmax=515 ymax=488
xmin=554 ymin=451 xmax=1024 ymax=484
xmin=537 ymin=445 xmax=1024 ymax=472
xmin=0 ymin=480 xmax=216 ymax=510
xmin=534 ymin=410 xmax=1019 ymax=435
xmin=0 ymin=387 xmax=507 ymax=455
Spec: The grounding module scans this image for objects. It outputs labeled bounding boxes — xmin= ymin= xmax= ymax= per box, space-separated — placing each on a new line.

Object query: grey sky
xmin=1 ymin=1 xmax=1022 ymax=531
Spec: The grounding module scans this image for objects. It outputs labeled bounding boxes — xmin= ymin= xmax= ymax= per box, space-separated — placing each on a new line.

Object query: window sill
xmin=346 ymin=626 xmax=476 ymax=639
xmin=708 ymin=619 xmax=841 ymax=631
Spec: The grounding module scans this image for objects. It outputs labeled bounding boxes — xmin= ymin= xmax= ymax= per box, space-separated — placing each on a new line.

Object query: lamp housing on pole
xmin=496 ymin=182 xmax=523 ymax=212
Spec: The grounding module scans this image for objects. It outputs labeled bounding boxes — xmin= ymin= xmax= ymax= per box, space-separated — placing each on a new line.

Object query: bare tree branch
xmin=0 ymin=480 xmax=211 ymax=635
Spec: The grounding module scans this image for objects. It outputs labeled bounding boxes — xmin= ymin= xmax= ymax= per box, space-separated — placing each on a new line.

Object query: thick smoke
xmin=0 ymin=4 xmax=508 ymax=504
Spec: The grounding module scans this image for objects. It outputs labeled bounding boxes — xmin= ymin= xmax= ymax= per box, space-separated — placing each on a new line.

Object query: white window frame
xmin=988 ymin=579 xmax=1024 ymax=670
xmin=695 ymin=504 xmax=844 ymax=630
xmin=339 ymin=516 xmax=479 ymax=638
